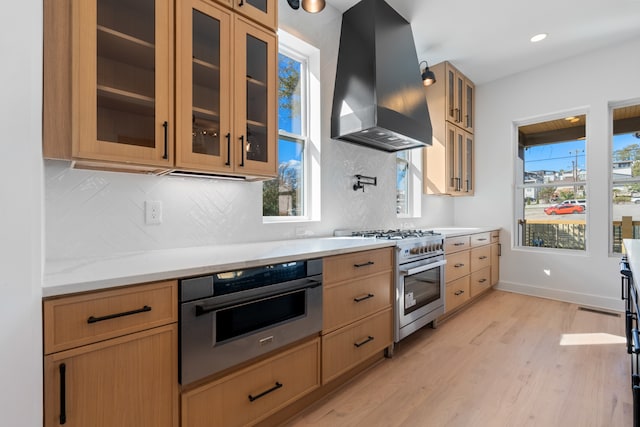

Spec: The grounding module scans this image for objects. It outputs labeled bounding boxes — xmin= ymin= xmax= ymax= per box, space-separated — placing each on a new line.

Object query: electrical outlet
xmin=145 ymin=200 xmax=163 ymax=225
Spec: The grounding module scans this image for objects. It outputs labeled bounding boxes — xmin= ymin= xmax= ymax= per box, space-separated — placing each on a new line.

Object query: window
xmin=515 ymin=113 xmax=587 ymax=250
xmin=611 ymin=102 xmax=640 ymax=253
xmin=263 ymin=31 xmax=320 ymax=221
xmin=396 ymin=151 xmax=410 ymax=215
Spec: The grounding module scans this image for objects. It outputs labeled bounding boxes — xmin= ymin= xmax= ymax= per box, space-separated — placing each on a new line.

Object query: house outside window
xmin=396 ymin=151 xmax=410 ymax=215
xmin=515 ymin=113 xmax=587 ymax=250
xmin=263 ymin=31 xmax=320 ymax=221
xmin=610 ymin=101 xmax=640 ymax=253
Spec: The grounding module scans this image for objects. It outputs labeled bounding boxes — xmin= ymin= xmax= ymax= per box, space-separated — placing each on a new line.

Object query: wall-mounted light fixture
xmin=287 ymin=0 xmax=326 ymax=13
xmin=419 ymin=60 xmax=436 ymax=87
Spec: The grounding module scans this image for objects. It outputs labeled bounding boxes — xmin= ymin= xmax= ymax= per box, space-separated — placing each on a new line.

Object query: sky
xmin=524 ymin=132 xmax=639 ymax=173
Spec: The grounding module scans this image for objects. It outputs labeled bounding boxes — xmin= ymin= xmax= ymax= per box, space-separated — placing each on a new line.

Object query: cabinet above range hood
xmin=330 ymin=0 xmax=432 ymax=153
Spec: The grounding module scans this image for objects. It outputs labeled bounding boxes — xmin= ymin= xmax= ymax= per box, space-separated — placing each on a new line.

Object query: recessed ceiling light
xmin=530 ymin=33 xmax=548 ymax=43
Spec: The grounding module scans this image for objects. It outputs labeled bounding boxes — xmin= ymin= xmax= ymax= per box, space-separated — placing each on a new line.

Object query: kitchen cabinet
xmin=182 ymin=337 xmax=320 ymax=427
xmin=443 ymin=230 xmax=499 ymax=314
xmin=321 ymin=248 xmax=394 ymax=384
xmin=43 ymin=280 xmax=179 ymax=427
xmin=423 ymin=61 xmax=475 ymax=196
xmin=43 ymin=0 xmax=277 ymax=179
xmin=176 ymin=0 xmax=277 ymax=177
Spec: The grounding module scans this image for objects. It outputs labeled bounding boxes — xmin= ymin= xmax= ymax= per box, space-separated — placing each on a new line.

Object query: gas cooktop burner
xmin=350 ymin=229 xmax=440 ymax=240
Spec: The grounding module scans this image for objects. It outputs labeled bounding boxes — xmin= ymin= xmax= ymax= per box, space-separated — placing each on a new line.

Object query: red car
xmin=544 ymin=203 xmax=584 ymax=215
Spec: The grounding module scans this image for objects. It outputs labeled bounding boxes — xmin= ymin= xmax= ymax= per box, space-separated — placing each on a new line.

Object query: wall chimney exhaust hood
xmin=331 ymin=0 xmax=432 ymax=153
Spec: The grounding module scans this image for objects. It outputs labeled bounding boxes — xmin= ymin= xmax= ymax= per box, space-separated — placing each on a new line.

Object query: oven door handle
xmin=194 ymin=279 xmax=322 ymax=316
xmin=400 ymin=260 xmax=447 ymax=276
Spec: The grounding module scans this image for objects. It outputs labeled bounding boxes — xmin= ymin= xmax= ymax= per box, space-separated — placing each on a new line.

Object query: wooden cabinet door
xmin=232 ymin=0 xmax=277 ymax=30
xmin=233 ymin=16 xmax=277 ymax=178
xmin=176 ymin=0 xmax=233 ymax=172
xmin=491 ymin=242 xmax=500 ymax=286
xmin=44 ymin=324 xmax=178 ymax=427
xmin=72 ymin=0 xmax=173 ymax=167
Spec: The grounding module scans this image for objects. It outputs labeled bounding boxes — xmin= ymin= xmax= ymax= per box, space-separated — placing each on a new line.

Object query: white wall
xmin=456 ymin=37 xmax=640 ymax=310
xmin=45 ymin=1 xmax=454 ymax=261
xmin=0 ymin=0 xmax=43 ymax=425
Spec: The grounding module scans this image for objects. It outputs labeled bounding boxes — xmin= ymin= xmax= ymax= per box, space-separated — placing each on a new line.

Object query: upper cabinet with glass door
xmin=176 ymin=4 xmax=276 ymax=177
xmin=72 ymin=0 xmax=173 ymax=168
xmin=423 ymin=61 xmax=475 ymax=195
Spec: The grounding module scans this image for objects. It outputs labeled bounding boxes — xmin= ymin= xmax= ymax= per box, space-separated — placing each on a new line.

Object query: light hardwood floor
xmin=284 ymin=290 xmax=632 ymax=427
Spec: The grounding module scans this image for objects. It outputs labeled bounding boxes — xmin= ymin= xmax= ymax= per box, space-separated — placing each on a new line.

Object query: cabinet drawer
xmin=44 ymin=280 xmax=178 ymax=354
xmin=471 ymin=232 xmax=491 ymax=247
xmin=323 ymin=271 xmax=392 ymax=333
xmin=445 ymin=235 xmax=470 ymax=254
xmin=470 ymin=245 xmax=491 ymax=272
xmin=445 ymin=251 xmax=470 ymax=282
xmin=470 ymin=267 xmax=491 ymax=297
xmin=181 ymin=338 xmax=320 ymax=427
xmin=322 ymin=308 xmax=392 ymax=384
xmin=324 ymin=247 xmax=393 ymax=284
xmin=446 ymin=276 xmax=470 ymax=312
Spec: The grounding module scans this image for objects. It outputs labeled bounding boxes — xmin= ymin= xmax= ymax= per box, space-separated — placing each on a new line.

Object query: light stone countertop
xmin=624 ymin=239 xmax=640 ymax=278
xmin=43 ymin=237 xmax=396 ymax=297
xmin=432 ymin=226 xmax=500 ymax=238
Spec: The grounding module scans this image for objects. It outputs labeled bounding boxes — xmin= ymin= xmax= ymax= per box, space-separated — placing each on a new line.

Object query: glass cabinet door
xmin=176 ymin=0 xmax=232 ymax=171
xmin=446 ymin=124 xmax=457 ymax=193
xmin=464 ymin=132 xmax=474 ymax=194
xmin=464 ymin=78 xmax=475 ymax=132
xmin=234 ymin=17 xmax=277 ymax=177
xmin=233 ymin=0 xmax=276 ymax=30
xmin=74 ymin=0 xmax=172 ymax=166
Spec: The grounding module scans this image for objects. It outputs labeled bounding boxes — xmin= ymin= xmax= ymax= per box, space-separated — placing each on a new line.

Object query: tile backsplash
xmin=45 ymin=144 xmax=449 ymax=260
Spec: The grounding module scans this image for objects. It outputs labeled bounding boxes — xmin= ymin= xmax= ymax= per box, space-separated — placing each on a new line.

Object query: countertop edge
xmin=43 ymin=238 xmax=396 ymax=297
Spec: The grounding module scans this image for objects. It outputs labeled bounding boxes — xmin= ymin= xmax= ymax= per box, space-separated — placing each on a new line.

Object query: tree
xmin=538 ymin=186 xmax=556 ymax=203
xmin=278 ymin=55 xmax=300 ymax=120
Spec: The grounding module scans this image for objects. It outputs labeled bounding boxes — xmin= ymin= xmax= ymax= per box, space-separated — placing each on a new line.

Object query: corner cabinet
xmin=423 ymin=61 xmax=475 ymax=196
xmin=43 ymin=280 xmax=179 ymax=427
xmin=176 ymin=0 xmax=277 ymax=177
xmin=44 ymin=0 xmax=277 ymax=180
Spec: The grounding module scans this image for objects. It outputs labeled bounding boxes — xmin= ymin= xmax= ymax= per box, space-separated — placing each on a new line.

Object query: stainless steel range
xmin=341 ymin=230 xmax=446 ymax=342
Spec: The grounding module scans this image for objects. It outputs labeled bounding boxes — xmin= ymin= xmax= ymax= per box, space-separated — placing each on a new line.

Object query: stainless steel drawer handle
xmin=354 ymin=293 xmax=374 ymax=303
xmin=354 ymin=261 xmax=375 ymax=268
xmin=477 ymin=238 xmax=488 ymax=241
xmin=248 ymin=382 xmax=283 ymax=402
xmin=454 ymin=290 xmax=465 ymax=296
xmin=479 ymin=256 xmax=488 ymax=260
xmin=454 ymin=263 xmax=465 ymax=268
xmin=454 ymin=242 xmax=465 ymax=246
xmin=87 ymin=305 xmax=152 ymax=324
xmin=354 ymin=336 xmax=375 ymax=348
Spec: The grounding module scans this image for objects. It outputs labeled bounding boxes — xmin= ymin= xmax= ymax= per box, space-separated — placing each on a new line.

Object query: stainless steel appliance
xmin=179 ymin=259 xmax=322 ymax=385
xmin=342 ymin=230 xmax=445 ymax=342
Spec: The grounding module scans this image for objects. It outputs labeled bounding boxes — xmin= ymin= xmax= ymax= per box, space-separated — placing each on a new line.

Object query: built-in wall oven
xmin=179 ymin=258 xmax=322 ymax=385
xmin=338 ymin=230 xmax=445 ymax=342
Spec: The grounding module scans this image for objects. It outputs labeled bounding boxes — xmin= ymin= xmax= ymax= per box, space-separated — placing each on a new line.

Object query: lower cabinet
xmin=445 ymin=276 xmax=470 ymax=312
xmin=44 ymin=324 xmax=178 ymax=427
xmin=181 ymin=338 xmax=321 ymax=427
xmin=322 ymin=308 xmax=393 ymax=383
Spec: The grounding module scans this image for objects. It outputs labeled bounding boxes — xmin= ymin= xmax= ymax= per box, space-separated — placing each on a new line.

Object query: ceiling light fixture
xmin=287 ymin=0 xmax=325 ymax=13
xmin=419 ymin=60 xmax=436 ymax=86
xmin=530 ymin=33 xmax=548 ymax=43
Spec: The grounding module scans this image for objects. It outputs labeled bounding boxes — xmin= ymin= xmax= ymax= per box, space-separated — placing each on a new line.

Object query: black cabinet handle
xmin=354 ymin=336 xmax=374 ymax=348
xmin=248 ymin=382 xmax=282 ymax=402
xmin=87 ymin=305 xmax=152 ymax=324
xmin=454 ymin=290 xmax=465 ymax=296
xmin=225 ymin=133 xmax=231 ymax=166
xmin=478 ymin=278 xmax=487 ymax=283
xmin=59 ymin=363 xmax=67 ymax=425
xmin=354 ymin=293 xmax=374 ymax=303
xmin=239 ymin=135 xmax=245 ymax=167
xmin=454 ymin=242 xmax=465 ymax=246
xmin=239 ymin=0 xmax=244 ymax=5
xmin=354 ymin=261 xmax=374 ymax=268
xmin=454 ymin=263 xmax=465 ymax=268
xmin=479 ymin=256 xmax=488 ymax=260
xmin=162 ymin=121 xmax=168 ymax=160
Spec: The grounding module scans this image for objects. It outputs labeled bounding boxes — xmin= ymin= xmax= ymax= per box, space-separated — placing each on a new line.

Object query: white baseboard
xmin=495 ymin=281 xmax=624 ymax=312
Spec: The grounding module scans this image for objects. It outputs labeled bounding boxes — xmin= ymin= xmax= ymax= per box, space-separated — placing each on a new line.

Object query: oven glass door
xmin=216 ymin=289 xmax=306 ymax=342
xmin=399 ymin=258 xmax=446 ymax=326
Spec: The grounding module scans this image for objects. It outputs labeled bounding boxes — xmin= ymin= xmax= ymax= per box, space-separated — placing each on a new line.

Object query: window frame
xmin=263 ymin=30 xmax=321 ymax=223
xmin=513 ymin=110 xmax=589 ymax=253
